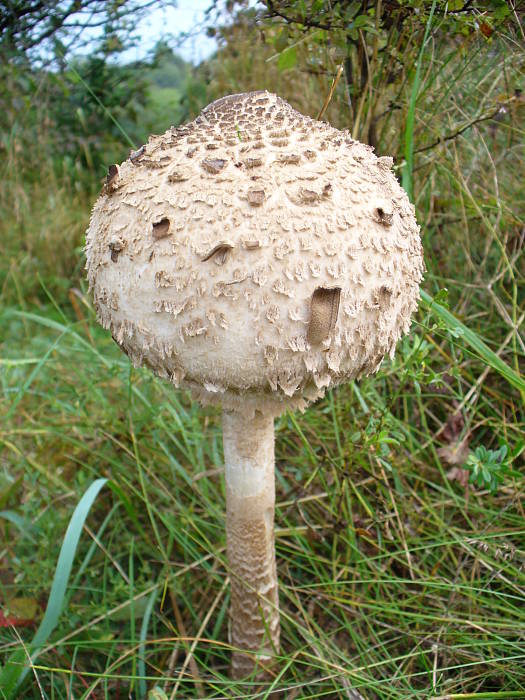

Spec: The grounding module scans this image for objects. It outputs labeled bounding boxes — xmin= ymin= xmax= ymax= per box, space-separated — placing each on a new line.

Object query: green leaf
xmin=0 ymin=478 xmax=109 ymax=698
xmin=278 ymin=45 xmax=297 ymax=72
xmin=353 ymin=15 xmax=369 ymax=29
xmin=344 ymin=0 xmax=361 ymax=20
xmin=493 ymin=1 xmax=511 ymax=19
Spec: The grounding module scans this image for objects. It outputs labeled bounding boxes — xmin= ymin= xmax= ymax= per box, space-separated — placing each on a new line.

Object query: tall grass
xmin=0 ymin=109 xmax=96 ymax=307
xmin=1 ymin=301 xmax=524 ymax=698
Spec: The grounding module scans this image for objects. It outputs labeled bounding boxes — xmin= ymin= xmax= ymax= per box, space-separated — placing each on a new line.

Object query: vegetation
xmin=1 ymin=1 xmax=524 ymax=698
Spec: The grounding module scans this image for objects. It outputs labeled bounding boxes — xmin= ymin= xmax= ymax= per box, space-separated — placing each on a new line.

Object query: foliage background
xmin=1 ymin=1 xmax=524 ymax=698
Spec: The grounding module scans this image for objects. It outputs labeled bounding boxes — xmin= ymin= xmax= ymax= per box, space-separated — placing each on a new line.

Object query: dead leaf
xmin=442 ymin=408 xmax=465 ymax=443
xmin=480 ymin=22 xmax=493 ymax=38
xmin=0 ymin=597 xmax=38 ymax=627
xmin=446 ymin=465 xmax=470 ymax=488
xmin=438 ymin=438 xmax=470 ymax=467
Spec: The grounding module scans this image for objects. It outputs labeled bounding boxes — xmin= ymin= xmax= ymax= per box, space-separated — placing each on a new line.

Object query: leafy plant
xmin=465 ymin=443 xmax=523 ymax=494
xmin=465 ymin=444 xmax=508 ymax=493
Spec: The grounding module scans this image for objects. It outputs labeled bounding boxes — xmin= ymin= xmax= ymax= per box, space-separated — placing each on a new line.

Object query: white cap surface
xmin=86 ymin=91 xmax=424 ymax=414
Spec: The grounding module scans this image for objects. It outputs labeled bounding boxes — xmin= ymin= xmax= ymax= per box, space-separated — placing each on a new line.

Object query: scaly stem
xmin=222 ymin=409 xmax=280 ymax=679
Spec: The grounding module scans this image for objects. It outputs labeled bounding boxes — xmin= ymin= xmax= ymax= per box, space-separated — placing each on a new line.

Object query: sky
xmin=120 ymin=0 xmax=219 ymax=64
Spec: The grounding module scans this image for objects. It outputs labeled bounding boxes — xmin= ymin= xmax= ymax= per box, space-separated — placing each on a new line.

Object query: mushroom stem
xmin=223 ymin=409 xmax=280 ymax=679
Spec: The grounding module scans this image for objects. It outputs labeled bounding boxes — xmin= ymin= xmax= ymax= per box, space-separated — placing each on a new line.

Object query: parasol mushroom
xmin=85 ymin=91 xmax=424 ymax=679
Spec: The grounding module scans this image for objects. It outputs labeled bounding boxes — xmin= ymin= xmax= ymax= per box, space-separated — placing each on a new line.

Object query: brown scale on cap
xmin=307 ymin=287 xmax=341 ymax=345
xmin=85 ymin=90 xmax=424 ymax=415
xmin=152 ymin=218 xmax=171 ymax=240
xmin=105 ymin=164 xmax=120 ymax=193
xmin=202 ymin=157 xmax=228 ymax=174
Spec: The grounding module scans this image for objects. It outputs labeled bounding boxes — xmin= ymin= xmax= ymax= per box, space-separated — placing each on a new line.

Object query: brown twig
xmin=414 ymin=102 xmax=514 ymax=155
xmin=317 ymin=62 xmax=345 ymax=120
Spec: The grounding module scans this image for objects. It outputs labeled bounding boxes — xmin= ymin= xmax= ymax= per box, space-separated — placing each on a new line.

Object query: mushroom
xmin=85 ymin=91 xmax=424 ymax=679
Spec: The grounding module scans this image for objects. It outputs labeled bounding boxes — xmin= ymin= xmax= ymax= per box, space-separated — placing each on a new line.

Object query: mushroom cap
xmin=85 ymin=91 xmax=424 ymax=415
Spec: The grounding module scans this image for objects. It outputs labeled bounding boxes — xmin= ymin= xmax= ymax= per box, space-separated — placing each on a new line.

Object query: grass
xmin=1 ymin=10 xmax=524 ymax=700
xmin=0 ymin=291 xmax=523 ymax=698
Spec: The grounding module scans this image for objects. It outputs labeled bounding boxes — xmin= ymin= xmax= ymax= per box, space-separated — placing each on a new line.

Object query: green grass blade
xmin=1 ymin=309 xmax=113 ymax=368
xmin=402 ymin=0 xmax=437 ymax=200
xmin=138 ymin=587 xmax=159 ymax=699
xmin=0 ymin=478 xmax=108 ymax=697
xmin=4 ymin=330 xmax=67 ymax=421
xmin=420 ymin=289 xmax=525 ymax=395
